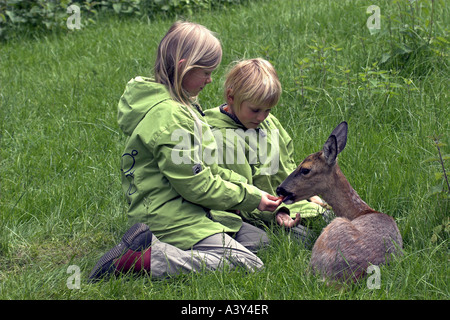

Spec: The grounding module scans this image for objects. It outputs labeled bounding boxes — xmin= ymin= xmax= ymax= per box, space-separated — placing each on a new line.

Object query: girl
xmin=89 ymin=22 xmax=281 ymax=281
xmin=205 ymin=58 xmax=329 ymax=246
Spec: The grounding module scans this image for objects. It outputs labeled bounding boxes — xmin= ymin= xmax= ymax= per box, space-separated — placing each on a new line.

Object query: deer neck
xmin=321 ymin=164 xmax=373 ymax=221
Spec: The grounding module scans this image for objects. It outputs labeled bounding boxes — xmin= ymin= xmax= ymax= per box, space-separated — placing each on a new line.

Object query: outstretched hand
xmin=257 ymin=192 xmax=282 ymax=212
xmin=276 ymin=212 xmax=301 ymax=228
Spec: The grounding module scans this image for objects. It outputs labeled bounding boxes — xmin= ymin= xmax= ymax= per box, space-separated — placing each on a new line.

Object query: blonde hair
xmin=154 ymin=21 xmax=222 ymax=106
xmin=224 ymin=58 xmax=282 ymax=112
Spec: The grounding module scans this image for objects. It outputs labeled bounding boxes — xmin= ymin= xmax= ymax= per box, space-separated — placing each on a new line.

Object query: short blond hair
xmin=154 ymin=21 xmax=222 ymax=106
xmin=224 ymin=58 xmax=281 ymax=112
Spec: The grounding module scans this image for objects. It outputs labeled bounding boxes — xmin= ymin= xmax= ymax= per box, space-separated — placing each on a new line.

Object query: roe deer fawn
xmin=276 ymin=121 xmax=402 ymax=282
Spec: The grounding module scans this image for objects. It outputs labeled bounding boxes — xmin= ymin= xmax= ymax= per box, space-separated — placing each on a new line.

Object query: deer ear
xmin=329 ymin=121 xmax=348 ymax=154
xmin=323 ymin=135 xmax=338 ymax=165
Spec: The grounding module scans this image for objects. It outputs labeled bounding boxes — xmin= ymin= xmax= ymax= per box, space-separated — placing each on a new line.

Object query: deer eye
xmin=299 ymin=168 xmax=311 ymax=175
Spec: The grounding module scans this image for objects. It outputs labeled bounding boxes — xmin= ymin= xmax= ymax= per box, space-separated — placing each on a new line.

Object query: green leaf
xmin=380 ymin=53 xmax=391 ymax=64
xmin=112 ymin=3 xmax=122 ymax=14
xmin=434 ymin=172 xmax=444 ymax=180
xmin=5 ymin=10 xmax=26 ymax=23
xmin=431 ymin=233 xmax=437 ymax=243
xmin=428 ymin=184 xmax=443 ymax=196
xmin=433 ymin=225 xmax=443 ymax=234
xmin=436 ymin=36 xmax=449 ymax=44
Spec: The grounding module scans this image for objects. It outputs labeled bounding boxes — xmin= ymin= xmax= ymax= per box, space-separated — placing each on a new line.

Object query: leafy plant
xmin=425 ymin=135 xmax=449 ymax=244
xmin=430 ymin=217 xmax=449 ymax=244
xmin=376 ymin=0 xmax=448 ymax=76
xmin=291 ymin=37 xmax=415 ymax=113
xmin=426 ymin=134 xmax=449 ymax=198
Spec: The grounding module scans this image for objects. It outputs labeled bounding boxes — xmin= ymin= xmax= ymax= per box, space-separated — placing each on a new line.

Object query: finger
xmin=293 ymin=213 xmax=301 ymax=226
xmin=276 ymin=213 xmax=287 ymax=226
xmin=270 ymin=199 xmax=282 ymax=210
xmin=267 ymin=194 xmax=280 ymax=201
xmin=272 ymin=198 xmax=282 ymax=206
xmin=277 ymin=215 xmax=288 ymax=227
xmin=276 ymin=214 xmax=283 ymax=226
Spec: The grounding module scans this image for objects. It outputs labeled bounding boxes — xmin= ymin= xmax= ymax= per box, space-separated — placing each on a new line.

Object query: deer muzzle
xmin=276 ymin=186 xmax=295 ymax=204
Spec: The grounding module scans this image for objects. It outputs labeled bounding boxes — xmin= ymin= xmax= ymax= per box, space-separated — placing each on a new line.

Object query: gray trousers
xmin=149 ymin=222 xmax=268 ymax=279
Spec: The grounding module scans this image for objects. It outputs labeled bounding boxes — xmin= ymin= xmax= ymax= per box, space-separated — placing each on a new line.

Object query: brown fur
xmin=277 ymin=122 xmax=403 ymax=282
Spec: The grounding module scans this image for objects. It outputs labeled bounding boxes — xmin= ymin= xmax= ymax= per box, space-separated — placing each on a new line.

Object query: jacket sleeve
xmin=210 ymin=127 xmax=280 ymax=224
xmin=153 ymin=124 xmax=262 ymax=213
xmin=215 ymin=163 xmax=249 ymax=185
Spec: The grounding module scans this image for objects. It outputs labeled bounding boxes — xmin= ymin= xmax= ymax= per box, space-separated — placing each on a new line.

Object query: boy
xmin=205 ymin=58 xmax=329 ymax=246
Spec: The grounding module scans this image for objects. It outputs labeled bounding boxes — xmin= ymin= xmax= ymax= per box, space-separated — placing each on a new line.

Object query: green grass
xmin=0 ymin=0 xmax=448 ymax=300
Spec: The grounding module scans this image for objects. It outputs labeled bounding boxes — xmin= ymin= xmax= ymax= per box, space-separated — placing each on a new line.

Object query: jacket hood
xmin=118 ymin=77 xmax=171 ymax=136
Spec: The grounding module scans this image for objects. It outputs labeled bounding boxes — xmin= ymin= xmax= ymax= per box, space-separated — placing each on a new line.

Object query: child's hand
xmin=257 ymin=192 xmax=282 ymax=212
xmin=276 ymin=212 xmax=301 ymax=228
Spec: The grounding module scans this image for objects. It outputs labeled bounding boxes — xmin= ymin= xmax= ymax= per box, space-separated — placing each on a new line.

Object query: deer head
xmin=276 ymin=121 xmax=348 ymax=204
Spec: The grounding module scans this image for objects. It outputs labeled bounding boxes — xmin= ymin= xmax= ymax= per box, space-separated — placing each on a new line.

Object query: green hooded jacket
xmin=204 ymin=105 xmax=324 ymax=226
xmin=117 ymin=77 xmax=262 ymax=250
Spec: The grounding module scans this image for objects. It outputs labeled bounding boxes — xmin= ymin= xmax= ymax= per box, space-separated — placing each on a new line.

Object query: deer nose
xmin=276 ymin=186 xmax=295 ymax=204
xmin=276 ymin=186 xmax=288 ymax=197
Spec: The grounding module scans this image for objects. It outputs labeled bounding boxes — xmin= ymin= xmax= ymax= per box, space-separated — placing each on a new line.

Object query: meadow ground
xmin=0 ymin=0 xmax=448 ymax=303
